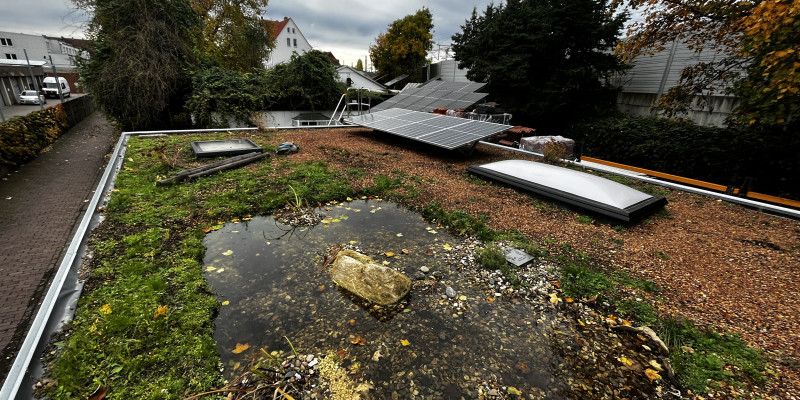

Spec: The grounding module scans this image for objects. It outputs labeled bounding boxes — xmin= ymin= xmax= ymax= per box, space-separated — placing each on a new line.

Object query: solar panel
xmin=384 ymin=74 xmax=409 ymax=87
xmin=372 ymin=80 xmax=488 ymax=112
xmin=346 ymin=108 xmax=512 ymax=150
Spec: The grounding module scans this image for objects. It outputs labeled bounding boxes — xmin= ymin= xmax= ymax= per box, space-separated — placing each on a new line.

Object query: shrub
xmin=0 ymin=104 xmax=69 ymax=169
xmin=573 ymin=114 xmax=799 ymax=198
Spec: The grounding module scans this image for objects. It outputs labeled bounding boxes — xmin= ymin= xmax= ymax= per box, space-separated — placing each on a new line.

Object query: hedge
xmin=573 ymin=115 xmax=799 ymax=199
xmin=0 ymin=104 xmax=70 ymax=170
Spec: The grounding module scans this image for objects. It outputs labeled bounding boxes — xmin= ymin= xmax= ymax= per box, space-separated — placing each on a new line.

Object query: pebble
xmin=414 ymin=272 xmax=426 ymax=280
xmin=420 ymin=266 xmax=430 ymax=273
xmin=445 ymin=287 xmax=456 ymax=299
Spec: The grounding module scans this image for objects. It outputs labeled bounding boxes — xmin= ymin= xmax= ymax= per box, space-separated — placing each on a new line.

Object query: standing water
xmin=203 ymin=200 xmax=569 ymax=398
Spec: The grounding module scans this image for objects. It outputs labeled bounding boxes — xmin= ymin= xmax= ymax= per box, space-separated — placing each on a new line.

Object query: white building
xmin=0 ymin=31 xmax=87 ymax=106
xmin=336 ymin=65 xmax=385 ymax=92
xmin=266 ymin=17 xmax=312 ymax=68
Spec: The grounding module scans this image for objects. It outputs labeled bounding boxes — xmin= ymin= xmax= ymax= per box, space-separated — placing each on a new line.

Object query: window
xmin=287 ymin=38 xmax=291 ymax=47
xmin=5 ymin=53 xmax=17 ymax=60
xmin=292 ymin=28 xmax=295 ymax=34
xmin=293 ymin=39 xmax=297 ymax=47
xmin=0 ymin=38 xmax=12 ymax=46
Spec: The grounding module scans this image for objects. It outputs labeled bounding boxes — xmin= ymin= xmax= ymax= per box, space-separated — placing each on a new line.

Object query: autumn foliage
xmin=369 ymin=8 xmax=434 ymax=81
xmin=618 ymin=0 xmax=800 ymax=126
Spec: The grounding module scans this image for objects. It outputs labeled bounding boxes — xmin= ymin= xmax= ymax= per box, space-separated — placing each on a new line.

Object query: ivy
xmin=0 ymin=104 xmax=70 ymax=168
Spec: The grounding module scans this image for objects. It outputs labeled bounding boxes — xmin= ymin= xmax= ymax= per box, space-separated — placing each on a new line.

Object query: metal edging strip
xmin=0 ymin=125 xmax=287 ymax=399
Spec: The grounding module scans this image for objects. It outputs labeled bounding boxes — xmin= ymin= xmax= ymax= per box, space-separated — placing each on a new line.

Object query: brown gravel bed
xmin=265 ymin=127 xmax=800 ymax=398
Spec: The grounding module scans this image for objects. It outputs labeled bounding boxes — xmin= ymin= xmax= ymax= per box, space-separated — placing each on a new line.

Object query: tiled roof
xmin=267 ymin=17 xmax=290 ymax=40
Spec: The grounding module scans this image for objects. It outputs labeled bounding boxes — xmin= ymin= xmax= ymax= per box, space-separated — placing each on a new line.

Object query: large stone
xmin=330 ymin=250 xmax=412 ymax=306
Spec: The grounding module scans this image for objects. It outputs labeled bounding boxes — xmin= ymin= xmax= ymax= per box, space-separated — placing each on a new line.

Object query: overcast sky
xmin=0 ymin=0 xmax=500 ymax=67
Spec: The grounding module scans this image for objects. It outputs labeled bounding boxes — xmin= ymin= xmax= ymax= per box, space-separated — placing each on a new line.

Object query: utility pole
xmin=48 ymin=55 xmax=65 ymax=103
xmin=24 ymin=49 xmax=44 ymax=110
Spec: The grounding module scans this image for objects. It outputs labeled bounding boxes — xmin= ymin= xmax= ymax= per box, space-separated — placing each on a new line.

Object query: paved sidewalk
xmin=0 ymin=112 xmax=118 ymax=385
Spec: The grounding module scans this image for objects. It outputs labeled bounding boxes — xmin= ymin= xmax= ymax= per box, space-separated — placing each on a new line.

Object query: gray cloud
xmin=0 ymin=0 xmax=498 ymax=66
xmin=265 ymin=0 xmax=498 ymax=66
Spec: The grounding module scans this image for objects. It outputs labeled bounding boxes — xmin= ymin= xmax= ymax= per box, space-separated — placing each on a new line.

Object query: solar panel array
xmin=372 ymin=80 xmax=488 ymax=112
xmin=346 ymin=108 xmax=512 ymax=150
xmin=383 ymin=74 xmax=409 ymax=87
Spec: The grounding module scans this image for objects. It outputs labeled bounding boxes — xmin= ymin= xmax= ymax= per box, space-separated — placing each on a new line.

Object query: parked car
xmin=18 ymin=90 xmax=46 ymax=105
xmin=42 ymin=77 xmax=71 ymax=98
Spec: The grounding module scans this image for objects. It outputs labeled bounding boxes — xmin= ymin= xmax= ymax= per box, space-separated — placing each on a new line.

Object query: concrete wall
xmin=616 ymin=40 xmax=745 ymax=126
xmin=617 ymin=92 xmax=739 ymax=127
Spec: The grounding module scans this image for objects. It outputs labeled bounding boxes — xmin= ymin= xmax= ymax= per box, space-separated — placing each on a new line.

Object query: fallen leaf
xmin=443 ymin=243 xmax=452 ymax=250
xmin=486 ymin=297 xmax=495 ymax=302
xmin=350 ymin=336 xmax=367 ymax=346
xmin=400 ymin=339 xmax=410 ymax=346
xmin=619 ymin=356 xmax=633 ymax=367
xmin=153 ymin=305 xmax=167 ymax=319
xmin=232 ymin=343 xmax=250 ymax=354
xmin=99 ymin=304 xmax=112 ymax=315
xmin=622 ymin=319 xmax=633 ymax=326
xmin=424 ymin=249 xmax=434 ymax=256
xmin=372 ymin=349 xmax=383 ymax=361
xmin=349 ymin=240 xmax=358 ymax=244
xmin=335 ymin=349 xmax=349 ymax=358
xmin=385 ymin=252 xmax=395 ymax=257
xmin=222 ymin=250 xmax=233 ymax=256
xmin=222 ymin=300 xmax=230 ymax=306
xmin=649 ymin=360 xmax=664 ymax=372
xmin=396 ymin=233 xmax=403 ymax=237
xmin=348 ymin=319 xmax=355 ymax=325
xmin=429 ymin=230 xmax=438 ymax=234
xmin=346 ymin=197 xmax=353 ymax=201
xmin=88 ymin=384 xmax=108 ymax=400
xmin=202 ymin=227 xmax=212 ymax=233
xmin=458 ymin=295 xmax=467 ymax=301
xmin=401 ymin=249 xmax=409 ymax=254
xmin=332 ymin=219 xmax=341 ymax=223
xmin=317 ymin=285 xmax=326 ymax=291
xmin=382 ymin=261 xmax=390 ymax=265
xmin=507 ymin=387 xmax=522 ymax=395
xmin=644 ymin=368 xmax=662 ymax=382
xmin=205 ymin=266 xmax=216 ymax=272
xmin=565 ymin=297 xmax=574 ymax=303
xmin=549 ymin=293 xmax=561 ymax=305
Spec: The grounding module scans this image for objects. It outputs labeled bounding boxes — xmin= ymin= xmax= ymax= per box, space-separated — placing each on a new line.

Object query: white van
xmin=42 ymin=77 xmax=71 ymax=99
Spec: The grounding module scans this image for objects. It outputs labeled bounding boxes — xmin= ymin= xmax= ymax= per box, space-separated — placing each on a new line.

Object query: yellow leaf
xmin=619 ymin=356 xmax=633 ymax=367
xmin=549 ymin=293 xmax=561 ymax=305
xmin=400 ymin=339 xmax=410 ymax=346
xmin=222 ymin=250 xmax=233 ymax=256
xmin=154 ymin=305 xmax=167 ymax=319
xmin=385 ymin=252 xmax=395 ymax=257
xmin=507 ymin=387 xmax=522 ymax=395
xmin=622 ymin=319 xmax=633 ymax=326
xmin=222 ymin=300 xmax=230 ymax=306
xmin=443 ymin=243 xmax=452 ymax=250
xmin=346 ymin=197 xmax=353 ymax=201
xmin=645 ymin=368 xmax=662 ymax=381
xmin=396 ymin=233 xmax=403 ymax=237
xmin=232 ymin=343 xmax=250 ymax=354
xmin=99 ymin=304 xmax=112 ymax=315
xmin=649 ymin=360 xmax=664 ymax=372
xmin=349 ymin=240 xmax=358 ymax=244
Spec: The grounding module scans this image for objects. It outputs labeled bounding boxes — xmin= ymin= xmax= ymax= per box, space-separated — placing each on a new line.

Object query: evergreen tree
xmin=452 ymin=0 xmax=627 ymax=130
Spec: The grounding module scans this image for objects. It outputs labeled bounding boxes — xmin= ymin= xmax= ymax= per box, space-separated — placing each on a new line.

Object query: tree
xmin=266 ymin=50 xmax=343 ymax=110
xmin=191 ymin=0 xmax=275 ymax=71
xmin=452 ymin=0 xmax=627 ymax=130
xmin=73 ymin=0 xmax=200 ymax=130
xmin=618 ymin=0 xmax=800 ymax=127
xmin=369 ymin=8 xmax=434 ymax=80
xmin=355 ymin=58 xmax=364 ymax=71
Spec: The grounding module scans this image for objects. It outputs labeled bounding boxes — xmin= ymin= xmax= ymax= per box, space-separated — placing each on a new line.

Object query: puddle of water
xmin=204 ymin=200 xmax=569 ymax=398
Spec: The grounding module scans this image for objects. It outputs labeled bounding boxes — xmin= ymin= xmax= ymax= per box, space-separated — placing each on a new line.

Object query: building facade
xmin=0 ymin=31 xmax=87 ymax=106
xmin=266 ymin=17 xmax=313 ymax=68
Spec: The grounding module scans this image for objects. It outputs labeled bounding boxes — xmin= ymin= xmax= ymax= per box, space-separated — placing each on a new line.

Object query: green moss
xmin=656 ymin=318 xmax=766 ymax=394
